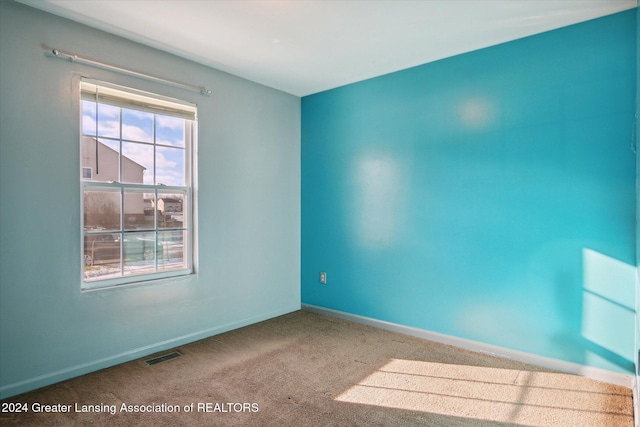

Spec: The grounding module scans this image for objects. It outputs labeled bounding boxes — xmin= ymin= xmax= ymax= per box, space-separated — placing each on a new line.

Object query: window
xmin=80 ymin=79 xmax=196 ymax=289
xmin=82 ymin=167 xmax=93 ymax=179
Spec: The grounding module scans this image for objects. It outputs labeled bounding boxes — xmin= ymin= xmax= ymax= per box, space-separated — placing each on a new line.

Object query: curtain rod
xmin=50 ymin=48 xmax=212 ymax=96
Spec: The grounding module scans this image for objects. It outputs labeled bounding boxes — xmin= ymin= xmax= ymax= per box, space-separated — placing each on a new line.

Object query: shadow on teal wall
xmin=302 ymin=10 xmax=637 ymax=373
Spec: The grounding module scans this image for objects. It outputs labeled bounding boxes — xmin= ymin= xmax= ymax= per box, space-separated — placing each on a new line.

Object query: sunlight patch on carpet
xmin=335 ymin=359 xmax=632 ymax=427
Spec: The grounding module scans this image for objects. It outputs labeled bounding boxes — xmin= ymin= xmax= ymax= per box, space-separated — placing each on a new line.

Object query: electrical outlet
xmin=319 ymin=272 xmax=326 ymax=284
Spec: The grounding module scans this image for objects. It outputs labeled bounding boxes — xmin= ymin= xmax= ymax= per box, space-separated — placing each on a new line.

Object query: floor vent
xmin=144 ymin=351 xmax=182 ymax=366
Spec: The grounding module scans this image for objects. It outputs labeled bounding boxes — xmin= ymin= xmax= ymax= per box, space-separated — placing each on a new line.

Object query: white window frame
xmin=80 ymin=79 xmax=197 ymax=290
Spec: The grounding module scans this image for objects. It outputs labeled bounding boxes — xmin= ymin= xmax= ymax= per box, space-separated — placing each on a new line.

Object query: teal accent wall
xmin=302 ymin=10 xmax=637 ymax=373
xmin=0 ymin=1 xmax=300 ymax=398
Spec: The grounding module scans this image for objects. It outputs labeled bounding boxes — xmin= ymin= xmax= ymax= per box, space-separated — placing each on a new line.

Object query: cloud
xmin=98 ymin=104 xmax=120 ymax=119
xmin=157 ymin=115 xmax=184 ymax=131
xmin=82 ymin=102 xmax=96 ymax=115
xmin=123 ymin=108 xmax=154 ymax=121
xmin=156 ymin=149 xmax=184 ymax=186
xmin=98 ymin=120 xmax=120 ymax=138
xmin=83 ymin=115 xmax=96 ymax=134
xmin=122 ymin=124 xmax=153 ymax=143
xmin=157 ymin=116 xmax=186 ymax=147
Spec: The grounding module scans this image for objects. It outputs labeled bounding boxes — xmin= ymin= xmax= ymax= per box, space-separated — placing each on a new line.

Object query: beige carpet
xmin=0 ymin=310 xmax=633 ymax=426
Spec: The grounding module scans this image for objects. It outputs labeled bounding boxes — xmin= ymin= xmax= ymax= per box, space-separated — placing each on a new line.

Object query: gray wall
xmin=0 ymin=1 xmax=300 ymax=398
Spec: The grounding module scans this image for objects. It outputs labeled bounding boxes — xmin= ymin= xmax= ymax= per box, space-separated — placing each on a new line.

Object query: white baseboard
xmin=302 ymin=303 xmax=634 ymax=389
xmin=0 ymin=304 xmax=300 ymax=399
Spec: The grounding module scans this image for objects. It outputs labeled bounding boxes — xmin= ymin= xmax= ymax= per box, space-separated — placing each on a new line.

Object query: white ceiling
xmin=19 ymin=0 xmax=637 ymax=97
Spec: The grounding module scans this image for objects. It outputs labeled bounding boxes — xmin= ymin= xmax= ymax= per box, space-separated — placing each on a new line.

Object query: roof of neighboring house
xmin=82 ymin=136 xmax=147 ymax=171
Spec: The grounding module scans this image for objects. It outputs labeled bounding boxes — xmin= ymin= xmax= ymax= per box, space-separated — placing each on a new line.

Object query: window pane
xmin=97 ymin=104 xmax=120 ymax=138
xmin=124 ymin=190 xmax=152 ymax=230
xmin=159 ymin=230 xmax=187 ymax=271
xmin=123 ymin=232 xmax=157 ymax=276
xmin=84 ymin=234 xmax=121 ymax=281
xmin=122 ymin=108 xmax=153 ymax=143
xmin=157 ymin=146 xmax=185 ymax=186
xmin=99 ymin=138 xmax=120 ymax=153
xmin=156 ymin=115 xmax=185 ymax=147
xmin=81 ymin=138 xmax=120 ymax=183
xmin=122 ymin=141 xmax=153 ymax=184
xmin=80 ymin=136 xmax=97 ymax=181
xmin=82 ymin=100 xmax=97 ymax=136
xmin=84 ymin=189 xmax=121 ymax=231
xmin=144 ymin=192 xmax=156 ymax=229
xmin=157 ymin=192 xmax=185 ymax=229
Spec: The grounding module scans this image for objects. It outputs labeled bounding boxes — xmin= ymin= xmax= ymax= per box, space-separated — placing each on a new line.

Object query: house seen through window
xmin=80 ymin=79 xmax=196 ymax=289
